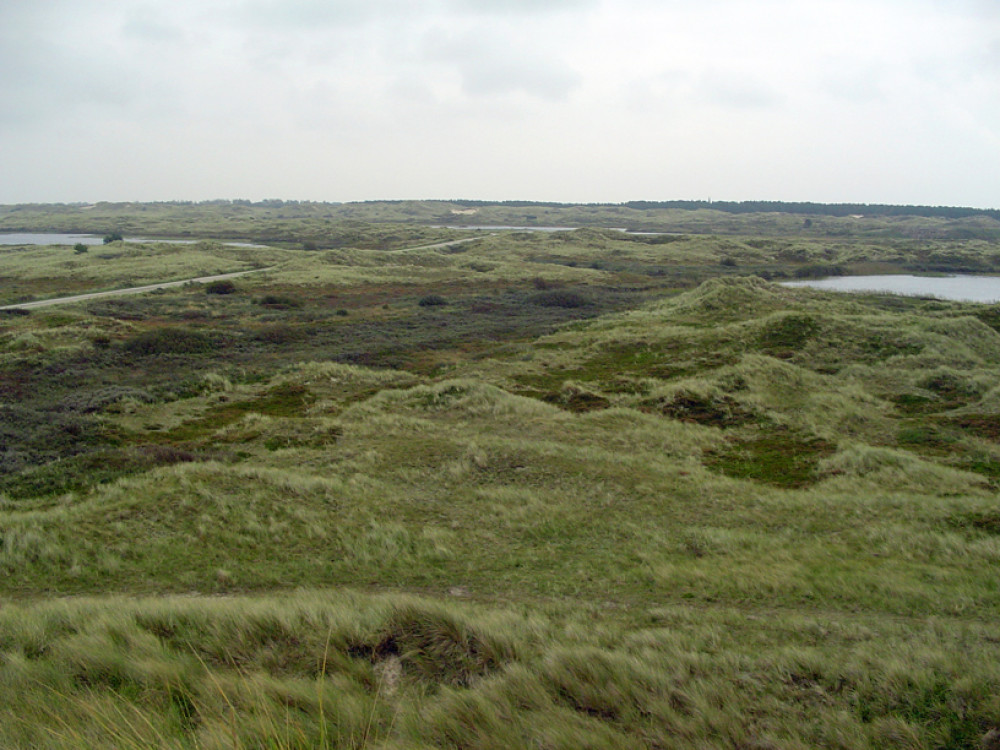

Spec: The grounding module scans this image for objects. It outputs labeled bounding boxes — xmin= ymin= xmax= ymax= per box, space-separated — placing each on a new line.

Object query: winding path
xmin=0 ymin=268 xmax=273 ymax=311
xmin=1 ymin=234 xmax=491 ymax=311
xmin=387 ymin=235 xmax=494 ymax=254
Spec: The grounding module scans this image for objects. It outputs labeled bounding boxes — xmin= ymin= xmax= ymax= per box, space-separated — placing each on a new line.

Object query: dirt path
xmin=388 ymin=236 xmax=492 ymax=254
xmin=0 ymin=267 xmax=273 ymax=310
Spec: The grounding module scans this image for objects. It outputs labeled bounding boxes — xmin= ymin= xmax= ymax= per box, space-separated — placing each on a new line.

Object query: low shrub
xmin=758 ymin=313 xmax=820 ymax=351
xmin=122 ymin=328 xmax=216 ymax=356
xmin=205 ymin=280 xmax=237 ymax=295
xmin=419 ymin=295 xmax=448 ymax=307
xmin=918 ymin=368 xmax=985 ymax=402
xmin=0 ymin=405 xmax=115 ymax=472
xmin=254 ymin=324 xmax=306 ymax=344
xmin=532 ymin=276 xmax=552 ymax=290
xmin=529 ymin=290 xmax=588 ymax=308
xmin=706 ymin=426 xmax=835 ymax=488
xmin=361 ymin=604 xmax=513 ymax=686
xmin=644 ymin=388 xmax=759 ymax=427
xmin=256 ymin=295 xmax=301 ymax=309
xmin=0 ymin=444 xmax=200 ymax=499
xmin=58 ymin=386 xmax=156 ymax=413
xmin=793 ymin=264 xmax=847 ymax=278
xmin=897 ymin=425 xmax=956 ymax=448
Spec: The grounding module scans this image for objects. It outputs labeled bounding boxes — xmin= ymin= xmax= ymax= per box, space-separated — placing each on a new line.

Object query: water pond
xmin=0 ymin=234 xmax=265 ymax=248
xmin=0 ymin=233 xmax=105 ymax=246
xmin=435 ymin=225 xmax=580 ymax=232
xmin=783 ymin=274 xmax=1000 ymax=304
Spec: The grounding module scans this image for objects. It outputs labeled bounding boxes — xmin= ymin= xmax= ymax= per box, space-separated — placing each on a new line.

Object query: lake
xmin=0 ymin=233 xmax=266 ymax=248
xmin=435 ymin=225 xmax=580 ymax=232
xmin=783 ymin=274 xmax=1000 ymax=304
xmin=0 ymin=233 xmax=105 ymax=245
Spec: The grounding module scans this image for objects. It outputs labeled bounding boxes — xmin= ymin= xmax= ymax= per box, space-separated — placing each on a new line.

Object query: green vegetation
xmin=205 ymin=280 xmax=237 ymax=295
xmin=418 ymin=294 xmax=448 ymax=307
xmin=1 ymin=202 xmax=1000 ymax=747
xmin=2 ymin=198 xmax=999 ymax=240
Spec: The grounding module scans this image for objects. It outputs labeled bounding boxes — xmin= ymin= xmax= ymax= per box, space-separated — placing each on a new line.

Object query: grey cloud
xmin=698 ymin=71 xmax=783 ymax=109
xmin=461 ymin=56 xmax=581 ymax=100
xmin=0 ymin=37 xmax=138 ymax=127
xmin=820 ymin=64 xmax=888 ymax=104
xmin=232 ymin=0 xmax=596 ymax=30
xmin=121 ymin=8 xmax=187 ymax=43
xmin=232 ymin=0 xmax=420 ymax=28
xmin=423 ymin=29 xmax=581 ymax=100
xmin=1 ymin=0 xmax=995 ymax=207
xmin=989 ymin=40 xmax=1000 ymax=67
xmin=932 ymin=0 xmax=1000 ymax=19
xmin=445 ymin=0 xmax=597 ymax=14
xmin=623 ymin=68 xmax=781 ymax=111
xmin=0 ymin=2 xmax=185 ymax=128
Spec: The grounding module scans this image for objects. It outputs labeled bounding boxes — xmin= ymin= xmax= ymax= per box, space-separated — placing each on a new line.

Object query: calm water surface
xmin=435 ymin=225 xmax=579 ymax=232
xmin=0 ymin=233 xmax=104 ymax=245
xmin=0 ymin=233 xmax=266 ymax=248
xmin=783 ymin=275 xmax=1000 ymax=303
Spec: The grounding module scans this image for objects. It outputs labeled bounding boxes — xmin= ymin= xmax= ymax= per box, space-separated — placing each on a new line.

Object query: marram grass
xmin=5 ymin=212 xmax=1000 ymax=747
xmin=1 ymin=592 xmax=1000 ymax=749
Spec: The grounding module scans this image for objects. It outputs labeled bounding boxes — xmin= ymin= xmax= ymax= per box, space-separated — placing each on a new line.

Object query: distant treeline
xmin=449 ymin=199 xmax=1000 ymax=220
xmin=622 ymin=201 xmax=1000 ymax=220
xmin=6 ymin=199 xmax=996 ymax=220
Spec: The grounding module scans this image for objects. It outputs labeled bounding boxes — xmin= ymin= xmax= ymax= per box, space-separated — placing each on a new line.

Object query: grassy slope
xmin=2 ymin=215 xmax=1000 ymax=748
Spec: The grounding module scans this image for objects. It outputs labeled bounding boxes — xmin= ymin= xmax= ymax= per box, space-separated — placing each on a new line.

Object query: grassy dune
xmin=2 ymin=210 xmax=1000 ymax=747
xmin=3 ymin=591 xmax=999 ymax=749
xmin=3 ymin=199 xmax=999 ymax=240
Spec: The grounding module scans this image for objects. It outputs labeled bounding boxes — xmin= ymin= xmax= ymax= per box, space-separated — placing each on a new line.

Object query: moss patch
xmin=706 ymin=427 xmax=835 ymax=488
xmin=159 ymin=384 xmax=315 ymax=443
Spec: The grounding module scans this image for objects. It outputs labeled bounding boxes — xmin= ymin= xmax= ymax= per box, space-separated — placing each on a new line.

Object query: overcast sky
xmin=1 ymin=0 xmax=997 ymax=207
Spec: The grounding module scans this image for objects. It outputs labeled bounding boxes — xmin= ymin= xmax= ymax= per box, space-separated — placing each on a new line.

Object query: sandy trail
xmin=0 ymin=267 xmax=273 ymax=310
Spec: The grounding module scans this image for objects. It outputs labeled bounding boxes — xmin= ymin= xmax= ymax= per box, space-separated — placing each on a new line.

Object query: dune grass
xmin=2 ymin=591 xmax=999 ymax=749
xmin=3 ymin=207 xmax=1000 ymax=747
